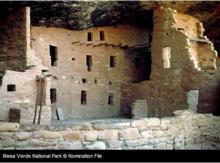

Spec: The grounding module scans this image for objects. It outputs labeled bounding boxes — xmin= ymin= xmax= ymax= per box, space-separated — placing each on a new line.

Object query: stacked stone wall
xmin=0 ymin=110 xmax=219 ymax=150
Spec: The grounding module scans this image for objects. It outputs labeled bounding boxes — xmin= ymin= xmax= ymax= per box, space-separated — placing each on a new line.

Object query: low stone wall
xmin=0 ymin=110 xmax=220 ymax=150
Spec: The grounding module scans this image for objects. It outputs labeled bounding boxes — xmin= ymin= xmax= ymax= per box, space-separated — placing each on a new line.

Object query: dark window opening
xmin=81 ymin=90 xmax=87 ymax=105
xmin=8 ymin=108 xmax=20 ymax=123
xmin=7 ymin=84 xmax=16 ymax=92
xmin=110 ymin=56 xmax=116 ymax=68
xmin=94 ymin=78 xmax=97 ymax=84
xmin=109 ymin=81 xmax=112 ymax=85
xmin=50 ymin=45 xmax=57 ymax=66
xmin=72 ymin=58 xmax=75 ymax=61
xmin=87 ymin=32 xmax=92 ymax=41
xmin=86 ymin=55 xmax=92 ymax=71
xmin=125 ymin=48 xmax=151 ymax=83
xmin=50 ymin=88 xmax=57 ymax=103
xmin=100 ymin=31 xmax=105 ymax=41
xmin=82 ymin=78 xmax=87 ymax=84
xmin=135 ymin=57 xmax=141 ymax=68
xmin=108 ymin=93 xmax=114 ymax=105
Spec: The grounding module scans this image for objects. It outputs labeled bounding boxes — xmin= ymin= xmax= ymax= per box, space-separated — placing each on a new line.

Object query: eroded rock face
xmin=0 ymin=1 xmax=152 ymax=30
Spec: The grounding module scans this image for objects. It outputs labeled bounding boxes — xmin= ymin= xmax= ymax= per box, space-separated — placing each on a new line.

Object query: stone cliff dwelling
xmin=0 ymin=2 xmax=219 ymax=125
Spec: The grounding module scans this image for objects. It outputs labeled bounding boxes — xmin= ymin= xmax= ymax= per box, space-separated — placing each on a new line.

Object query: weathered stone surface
xmin=152 ymin=130 xmax=165 ymax=138
xmin=30 ymin=139 xmax=45 ymax=146
xmin=32 ymin=130 xmax=62 ymax=139
xmin=0 ymin=139 xmax=16 ymax=147
xmin=161 ymin=118 xmax=170 ymax=126
xmin=131 ymin=119 xmax=146 ymax=128
xmin=106 ymin=140 xmax=122 ymax=149
xmin=15 ymin=141 xmax=29 ymax=148
xmin=84 ymin=132 xmax=97 ymax=141
xmin=141 ymin=130 xmax=153 ymax=138
xmin=154 ymin=142 xmax=167 ymax=149
xmin=148 ymin=137 xmax=166 ymax=145
xmin=131 ymin=100 xmax=148 ymax=118
xmin=138 ymin=145 xmax=154 ymax=149
xmin=0 ymin=132 xmax=15 ymax=140
xmin=63 ymin=132 xmax=83 ymax=141
xmin=92 ymin=121 xmax=130 ymax=130
xmin=124 ymin=138 xmax=149 ymax=147
xmin=0 ymin=122 xmax=20 ymax=132
xmin=0 ymin=111 xmax=219 ymax=150
xmin=85 ymin=141 xmax=106 ymax=150
xmin=187 ymin=90 xmax=199 ymax=112
xmin=71 ymin=123 xmax=93 ymax=131
xmin=16 ymin=132 xmax=31 ymax=141
xmin=97 ymin=130 xmax=118 ymax=140
xmin=20 ymin=125 xmax=48 ymax=131
xmin=173 ymin=110 xmax=194 ymax=117
xmin=145 ymin=118 xmax=160 ymax=127
xmin=119 ymin=128 xmax=139 ymax=140
xmin=58 ymin=141 xmax=83 ymax=150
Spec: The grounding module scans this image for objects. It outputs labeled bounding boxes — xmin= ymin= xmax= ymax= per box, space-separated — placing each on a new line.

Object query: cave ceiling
xmin=0 ymin=1 xmax=219 ymax=53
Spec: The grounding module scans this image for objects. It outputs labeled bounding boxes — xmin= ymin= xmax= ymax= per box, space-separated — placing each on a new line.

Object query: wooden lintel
xmin=86 ymin=43 xmax=93 ymax=46
xmin=72 ymin=41 xmax=79 ymax=44
xmin=189 ymin=38 xmax=211 ymax=43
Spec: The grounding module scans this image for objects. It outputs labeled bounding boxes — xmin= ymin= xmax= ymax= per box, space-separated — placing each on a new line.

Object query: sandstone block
xmin=145 ymin=118 xmax=160 ymax=127
xmin=92 ymin=121 xmax=130 ymax=130
xmin=32 ymin=130 xmax=62 ymax=139
xmin=119 ymin=128 xmax=139 ymax=140
xmin=173 ymin=110 xmax=194 ymax=117
xmin=138 ymin=145 xmax=154 ymax=149
xmin=131 ymin=119 xmax=146 ymax=128
xmin=71 ymin=123 xmax=93 ymax=131
xmin=58 ymin=141 xmax=83 ymax=150
xmin=30 ymin=139 xmax=45 ymax=146
xmin=63 ymin=132 xmax=83 ymax=141
xmin=0 ymin=140 xmax=15 ymax=147
xmin=15 ymin=141 xmax=29 ymax=148
xmin=106 ymin=140 xmax=122 ymax=149
xmin=161 ymin=118 xmax=171 ymax=126
xmin=0 ymin=132 xmax=15 ymax=140
xmin=153 ymin=142 xmax=167 ymax=149
xmin=86 ymin=141 xmax=106 ymax=150
xmin=97 ymin=130 xmax=118 ymax=140
xmin=16 ymin=132 xmax=31 ymax=141
xmin=124 ymin=138 xmax=149 ymax=147
xmin=141 ymin=130 xmax=153 ymax=138
xmin=21 ymin=125 xmax=47 ymax=131
xmin=152 ymin=130 xmax=165 ymax=138
xmin=0 ymin=122 xmax=19 ymax=132
xmin=84 ymin=132 xmax=97 ymax=141
xmin=131 ymin=100 xmax=148 ymax=118
xmin=148 ymin=137 xmax=166 ymax=144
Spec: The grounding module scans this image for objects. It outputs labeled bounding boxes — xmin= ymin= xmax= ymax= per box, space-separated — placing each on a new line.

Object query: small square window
xmin=7 ymin=84 xmax=16 ymax=92
xmin=50 ymin=88 xmax=57 ymax=103
xmin=108 ymin=93 xmax=114 ymax=105
xmin=87 ymin=32 xmax=92 ymax=41
xmin=100 ymin=31 xmax=105 ymax=41
xmin=110 ymin=56 xmax=116 ymax=68
xmin=81 ymin=90 xmax=87 ymax=105
xmin=50 ymin=45 xmax=58 ymax=66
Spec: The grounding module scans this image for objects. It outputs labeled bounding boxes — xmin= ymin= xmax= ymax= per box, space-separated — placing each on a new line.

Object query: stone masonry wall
xmin=31 ymin=25 xmax=150 ymax=119
xmin=121 ymin=6 xmax=219 ymax=117
xmin=0 ymin=7 xmax=28 ymax=85
xmin=0 ymin=110 xmax=219 ymax=150
xmin=0 ymin=7 xmax=51 ymax=124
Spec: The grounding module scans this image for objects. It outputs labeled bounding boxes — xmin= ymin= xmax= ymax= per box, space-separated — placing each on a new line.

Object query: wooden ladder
xmin=33 ymin=76 xmax=47 ymax=124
